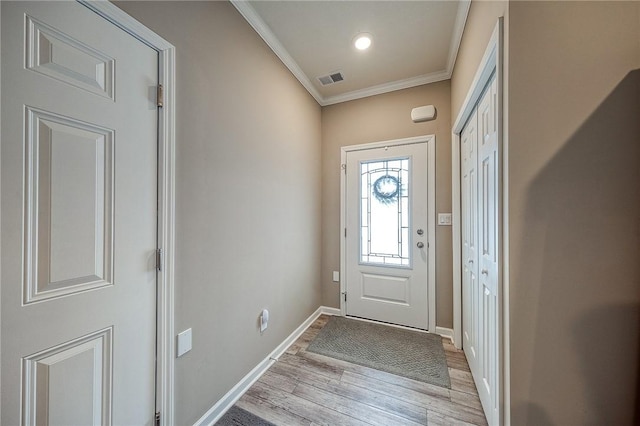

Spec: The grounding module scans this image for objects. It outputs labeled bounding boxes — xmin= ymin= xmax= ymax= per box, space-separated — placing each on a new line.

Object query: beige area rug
xmin=306 ymin=316 xmax=451 ymax=388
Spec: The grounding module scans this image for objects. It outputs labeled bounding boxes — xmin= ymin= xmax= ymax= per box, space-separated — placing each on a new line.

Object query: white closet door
xmin=461 ymin=109 xmax=479 ymax=373
xmin=461 ymin=75 xmax=499 ymax=426
xmin=477 ymin=77 xmax=499 ymax=425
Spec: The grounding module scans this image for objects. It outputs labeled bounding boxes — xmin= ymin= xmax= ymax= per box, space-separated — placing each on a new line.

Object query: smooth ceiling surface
xmin=237 ymin=1 xmax=468 ymax=105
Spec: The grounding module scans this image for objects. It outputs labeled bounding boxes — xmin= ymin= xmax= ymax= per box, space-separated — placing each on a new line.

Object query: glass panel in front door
xmin=360 ymin=157 xmax=410 ymax=267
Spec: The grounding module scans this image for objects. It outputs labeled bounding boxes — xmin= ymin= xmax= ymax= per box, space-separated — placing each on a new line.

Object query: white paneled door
xmin=461 ymin=108 xmax=479 ymax=373
xmin=477 ymin=77 xmax=499 ymax=424
xmin=461 ymin=75 xmax=499 ymax=425
xmin=1 ymin=2 xmax=158 ymax=425
xmin=345 ymin=143 xmax=429 ymax=329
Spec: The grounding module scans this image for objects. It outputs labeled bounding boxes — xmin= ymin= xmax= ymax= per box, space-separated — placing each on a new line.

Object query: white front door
xmin=1 ymin=2 xmax=158 ymax=424
xmin=345 ymin=142 xmax=429 ymax=329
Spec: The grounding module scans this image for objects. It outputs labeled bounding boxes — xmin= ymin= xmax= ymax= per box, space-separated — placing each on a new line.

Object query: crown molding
xmin=231 ymin=0 xmax=470 ymax=107
xmin=322 ymin=69 xmax=451 ymax=106
xmin=447 ymin=0 xmax=471 ymax=73
xmin=230 ymin=0 xmax=323 ymax=104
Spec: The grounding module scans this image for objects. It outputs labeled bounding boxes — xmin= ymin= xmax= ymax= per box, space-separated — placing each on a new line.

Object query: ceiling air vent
xmin=318 ymin=72 xmax=345 ymax=86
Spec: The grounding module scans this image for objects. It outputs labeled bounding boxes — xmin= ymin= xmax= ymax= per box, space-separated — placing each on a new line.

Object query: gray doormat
xmin=215 ymin=406 xmax=275 ymax=426
xmin=306 ymin=316 xmax=451 ymax=388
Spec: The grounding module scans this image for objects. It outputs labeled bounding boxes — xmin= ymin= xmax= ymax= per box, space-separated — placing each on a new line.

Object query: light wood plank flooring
xmin=234 ymin=315 xmax=487 ymax=425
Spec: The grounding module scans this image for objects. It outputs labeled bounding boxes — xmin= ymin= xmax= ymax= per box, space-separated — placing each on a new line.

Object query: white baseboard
xmin=193 ymin=306 xmax=339 ymax=426
xmin=320 ymin=306 xmax=341 ymax=316
xmin=436 ymin=326 xmax=454 ymax=343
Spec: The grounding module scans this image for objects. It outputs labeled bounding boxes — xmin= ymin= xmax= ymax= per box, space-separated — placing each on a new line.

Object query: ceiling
xmin=231 ymin=1 xmax=470 ymax=106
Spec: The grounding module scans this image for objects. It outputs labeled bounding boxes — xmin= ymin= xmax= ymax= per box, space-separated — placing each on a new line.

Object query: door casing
xmin=340 ymin=135 xmax=436 ymax=332
xmin=0 ymin=2 xmax=177 ymax=424
xmin=451 ymin=17 xmax=508 ymax=426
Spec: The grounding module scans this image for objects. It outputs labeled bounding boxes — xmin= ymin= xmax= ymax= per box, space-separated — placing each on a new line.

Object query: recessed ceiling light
xmin=353 ymin=33 xmax=372 ymax=51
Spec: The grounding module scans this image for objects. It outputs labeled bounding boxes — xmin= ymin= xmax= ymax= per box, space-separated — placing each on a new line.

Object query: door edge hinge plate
xmin=156 ymin=248 xmax=163 ymax=272
xmin=157 ymin=84 xmax=164 ymax=108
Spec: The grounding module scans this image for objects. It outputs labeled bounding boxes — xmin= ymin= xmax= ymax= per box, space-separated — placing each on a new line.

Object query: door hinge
xmin=341 ymin=163 xmax=346 ymax=173
xmin=156 ymin=248 xmax=163 ymax=272
xmin=155 ymin=411 xmax=161 ymax=426
xmin=157 ymin=84 xmax=164 ymax=108
xmin=342 ymin=292 xmax=347 ymax=302
xmin=344 ymin=228 xmax=347 ymax=238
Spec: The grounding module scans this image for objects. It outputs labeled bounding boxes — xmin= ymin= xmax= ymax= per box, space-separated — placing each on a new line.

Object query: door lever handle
xmin=481 ymin=269 xmax=488 ymax=275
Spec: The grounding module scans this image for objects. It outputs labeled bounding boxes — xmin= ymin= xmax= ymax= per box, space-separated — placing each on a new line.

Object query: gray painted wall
xmin=508 ymin=2 xmax=640 ymax=423
xmin=115 ymin=2 xmax=323 ymax=424
xmin=453 ymin=1 xmax=640 ymax=423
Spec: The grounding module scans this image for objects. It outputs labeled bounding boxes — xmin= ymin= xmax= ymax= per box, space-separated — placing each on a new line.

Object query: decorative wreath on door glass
xmin=373 ymin=175 xmax=400 ymax=205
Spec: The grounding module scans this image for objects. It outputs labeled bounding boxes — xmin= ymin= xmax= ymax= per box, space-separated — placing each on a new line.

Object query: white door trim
xmin=451 ymin=18 xmax=508 ymax=426
xmin=77 ymin=2 xmax=176 ymax=425
xmin=340 ymin=135 xmax=437 ymax=332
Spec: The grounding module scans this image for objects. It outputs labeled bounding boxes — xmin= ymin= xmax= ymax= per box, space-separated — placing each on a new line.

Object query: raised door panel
xmin=22 ymin=328 xmax=113 ymax=426
xmin=25 ymin=108 xmax=114 ymax=304
xmin=26 ymin=15 xmax=115 ymax=99
xmin=361 ymin=273 xmax=410 ymax=305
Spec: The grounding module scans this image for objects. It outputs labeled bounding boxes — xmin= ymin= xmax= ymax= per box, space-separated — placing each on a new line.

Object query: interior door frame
xmin=74 ymin=2 xmax=176 ymax=425
xmin=340 ymin=135 xmax=437 ymax=332
xmin=451 ymin=18 xmax=508 ymax=425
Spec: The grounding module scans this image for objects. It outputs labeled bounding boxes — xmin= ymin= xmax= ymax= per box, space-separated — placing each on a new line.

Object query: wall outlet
xmin=177 ymin=328 xmax=192 ymax=357
xmin=332 ymin=271 xmax=340 ymax=282
xmin=260 ymin=309 xmax=269 ymax=333
xmin=438 ymin=213 xmax=452 ymax=226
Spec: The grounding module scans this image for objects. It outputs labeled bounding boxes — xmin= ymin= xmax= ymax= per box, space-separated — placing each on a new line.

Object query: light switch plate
xmin=332 ymin=271 xmax=340 ymax=282
xmin=177 ymin=328 xmax=192 ymax=357
xmin=438 ymin=213 xmax=452 ymax=226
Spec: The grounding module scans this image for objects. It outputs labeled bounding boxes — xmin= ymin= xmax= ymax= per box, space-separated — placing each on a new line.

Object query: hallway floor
xmin=233 ymin=315 xmax=488 ymax=425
